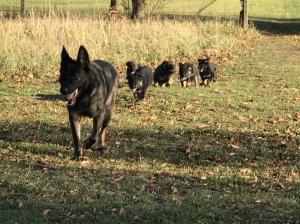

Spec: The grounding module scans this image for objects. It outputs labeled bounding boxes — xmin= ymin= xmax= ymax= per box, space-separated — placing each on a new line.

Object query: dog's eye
xmin=136 ymin=82 xmax=143 ymax=88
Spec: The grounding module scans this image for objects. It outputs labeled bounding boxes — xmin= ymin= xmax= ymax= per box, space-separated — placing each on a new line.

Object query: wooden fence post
xmin=20 ymin=0 xmax=25 ymax=17
xmin=239 ymin=0 xmax=248 ymax=29
xmin=243 ymin=0 xmax=248 ymax=29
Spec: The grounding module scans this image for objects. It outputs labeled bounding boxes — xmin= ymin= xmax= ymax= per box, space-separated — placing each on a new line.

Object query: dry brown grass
xmin=0 ymin=14 xmax=259 ymax=81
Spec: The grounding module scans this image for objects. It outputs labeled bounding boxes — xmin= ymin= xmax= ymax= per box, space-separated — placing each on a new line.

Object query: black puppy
xmin=154 ymin=61 xmax=176 ymax=87
xmin=59 ymin=46 xmax=118 ymax=160
xmin=130 ymin=66 xmax=153 ymax=100
xmin=179 ymin=62 xmax=200 ymax=88
xmin=198 ymin=58 xmax=217 ymax=87
xmin=125 ymin=61 xmax=138 ymax=90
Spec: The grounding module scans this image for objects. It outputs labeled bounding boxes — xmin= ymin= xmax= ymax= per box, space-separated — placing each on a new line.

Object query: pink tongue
xmin=67 ymin=91 xmax=76 ymax=101
xmin=132 ymin=88 xmax=137 ymax=93
xmin=67 ymin=89 xmax=78 ymax=103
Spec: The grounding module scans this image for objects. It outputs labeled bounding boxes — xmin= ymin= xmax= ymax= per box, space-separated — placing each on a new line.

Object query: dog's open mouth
xmin=67 ymin=88 xmax=79 ymax=106
xmin=181 ymin=77 xmax=188 ymax=81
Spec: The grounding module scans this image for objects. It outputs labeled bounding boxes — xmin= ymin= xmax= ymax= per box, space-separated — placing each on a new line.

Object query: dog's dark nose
xmin=60 ymin=87 xmax=69 ymax=95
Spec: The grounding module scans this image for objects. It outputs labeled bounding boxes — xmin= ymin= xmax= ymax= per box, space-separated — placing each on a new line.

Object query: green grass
xmin=1 ymin=0 xmax=300 ymax=19
xmin=0 ymin=35 xmax=299 ymax=223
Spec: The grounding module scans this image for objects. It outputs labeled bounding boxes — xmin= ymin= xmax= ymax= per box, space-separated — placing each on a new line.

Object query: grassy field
xmin=1 ymin=0 xmax=300 ymax=19
xmin=0 ymin=1 xmax=300 ymax=223
xmin=0 ymin=34 xmax=299 ymax=223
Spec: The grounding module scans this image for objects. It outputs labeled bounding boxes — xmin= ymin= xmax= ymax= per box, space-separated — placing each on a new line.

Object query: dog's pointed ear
xmin=61 ymin=46 xmax=72 ymax=64
xmin=77 ymin=45 xmax=90 ymax=67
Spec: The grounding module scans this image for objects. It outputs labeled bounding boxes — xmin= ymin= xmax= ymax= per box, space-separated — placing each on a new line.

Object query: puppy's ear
xmin=61 ymin=46 xmax=72 ymax=65
xmin=179 ymin=62 xmax=183 ymax=66
xmin=77 ymin=45 xmax=90 ymax=68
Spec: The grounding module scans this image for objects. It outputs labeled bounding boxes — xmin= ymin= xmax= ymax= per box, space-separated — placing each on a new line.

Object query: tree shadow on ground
xmin=1 ymin=120 xmax=299 ymax=168
xmin=1 ymin=120 xmax=300 ymax=223
xmin=251 ymin=17 xmax=300 ymax=35
xmin=155 ymin=14 xmax=300 ymax=35
xmin=1 ymin=147 xmax=300 ymax=224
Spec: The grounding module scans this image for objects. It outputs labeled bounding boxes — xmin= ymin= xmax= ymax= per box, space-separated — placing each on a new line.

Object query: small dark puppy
xmin=179 ymin=62 xmax=200 ymax=88
xmin=59 ymin=45 xmax=118 ymax=160
xmin=198 ymin=58 xmax=217 ymax=87
xmin=131 ymin=66 xmax=154 ymax=101
xmin=154 ymin=61 xmax=176 ymax=87
xmin=125 ymin=61 xmax=138 ymax=90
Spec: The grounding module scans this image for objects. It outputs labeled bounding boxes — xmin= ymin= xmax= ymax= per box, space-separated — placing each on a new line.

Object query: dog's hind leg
xmin=69 ymin=113 xmax=81 ymax=160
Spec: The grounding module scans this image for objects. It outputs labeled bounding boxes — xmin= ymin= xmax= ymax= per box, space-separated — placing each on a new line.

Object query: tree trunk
xmin=20 ymin=0 xmax=25 ymax=17
xmin=239 ymin=0 xmax=248 ymax=29
xmin=110 ymin=0 xmax=117 ymax=7
xmin=131 ymin=0 xmax=145 ymax=20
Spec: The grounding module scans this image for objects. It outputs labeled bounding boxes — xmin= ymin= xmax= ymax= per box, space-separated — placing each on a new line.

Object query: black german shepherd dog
xmin=153 ymin=61 xmax=176 ymax=87
xmin=130 ymin=65 xmax=153 ymax=100
xmin=125 ymin=61 xmax=138 ymax=90
xmin=59 ymin=46 xmax=118 ymax=160
xmin=179 ymin=62 xmax=200 ymax=88
xmin=198 ymin=58 xmax=217 ymax=87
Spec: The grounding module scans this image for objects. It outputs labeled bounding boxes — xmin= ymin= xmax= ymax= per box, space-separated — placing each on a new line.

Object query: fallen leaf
xmin=184 ymin=103 xmax=193 ymax=109
xmin=43 ymin=209 xmax=51 ymax=215
xmin=230 ymin=144 xmax=240 ymax=149
xmin=119 ymin=207 xmax=125 ymax=215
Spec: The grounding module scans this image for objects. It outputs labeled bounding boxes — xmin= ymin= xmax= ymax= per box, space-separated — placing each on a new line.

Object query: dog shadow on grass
xmin=35 ymin=93 xmax=64 ymax=101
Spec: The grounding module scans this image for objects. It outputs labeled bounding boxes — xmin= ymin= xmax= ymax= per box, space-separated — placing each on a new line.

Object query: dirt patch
xmin=261 ymin=36 xmax=300 ymax=62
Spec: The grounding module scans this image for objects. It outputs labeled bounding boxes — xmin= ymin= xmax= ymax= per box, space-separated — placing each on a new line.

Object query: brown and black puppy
xmin=59 ymin=46 xmax=118 ymax=160
xmin=198 ymin=58 xmax=217 ymax=87
xmin=154 ymin=61 xmax=176 ymax=87
xmin=131 ymin=66 xmax=154 ymax=101
xmin=179 ymin=62 xmax=200 ymax=88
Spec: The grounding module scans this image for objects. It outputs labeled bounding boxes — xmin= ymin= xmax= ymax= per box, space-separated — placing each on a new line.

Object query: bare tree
xmin=109 ymin=0 xmax=124 ymax=21
xmin=196 ymin=0 xmax=217 ymax=15
xmin=110 ymin=0 xmax=117 ymax=7
xmin=20 ymin=0 xmax=25 ymax=17
xmin=130 ymin=0 xmax=145 ymax=19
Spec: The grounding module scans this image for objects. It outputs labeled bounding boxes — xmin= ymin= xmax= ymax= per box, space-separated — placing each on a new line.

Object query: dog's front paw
xmin=95 ymin=146 xmax=107 ymax=154
xmin=83 ymin=137 xmax=96 ymax=149
xmin=71 ymin=154 xmax=80 ymax=161
xmin=71 ymin=150 xmax=82 ymax=161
